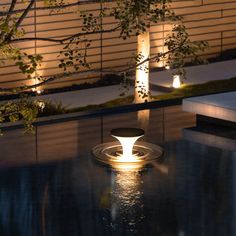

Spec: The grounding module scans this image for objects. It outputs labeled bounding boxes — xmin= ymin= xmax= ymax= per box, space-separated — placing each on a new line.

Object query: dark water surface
xmin=0 ymin=139 xmax=235 ymax=236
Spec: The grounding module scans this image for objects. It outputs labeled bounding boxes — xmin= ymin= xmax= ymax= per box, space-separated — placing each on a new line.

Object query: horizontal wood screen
xmin=0 ymin=0 xmax=236 ymax=90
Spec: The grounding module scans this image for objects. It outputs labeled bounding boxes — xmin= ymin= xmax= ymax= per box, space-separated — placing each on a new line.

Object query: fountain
xmin=92 ymin=128 xmax=164 ymax=232
xmin=92 ymin=128 xmax=163 ymax=170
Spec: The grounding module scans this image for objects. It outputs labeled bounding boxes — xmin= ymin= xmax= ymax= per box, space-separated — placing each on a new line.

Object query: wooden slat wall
xmin=0 ymin=0 xmax=236 ymax=90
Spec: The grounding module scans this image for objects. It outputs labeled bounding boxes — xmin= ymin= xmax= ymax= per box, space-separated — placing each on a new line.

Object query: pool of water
xmin=0 ymin=106 xmax=235 ymax=236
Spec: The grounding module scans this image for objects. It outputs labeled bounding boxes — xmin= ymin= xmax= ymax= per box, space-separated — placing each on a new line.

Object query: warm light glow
xmin=135 ymin=32 xmax=150 ymax=103
xmin=110 ymin=170 xmax=143 ymax=227
xmin=165 ymin=65 xmax=170 ymax=70
xmin=112 ymin=136 xmax=142 ymax=163
xmin=137 ymin=110 xmax=150 ymax=130
xmin=32 ymin=88 xmax=43 ymax=94
xmin=37 ymin=100 xmax=45 ymax=110
xmin=172 ymin=74 xmax=181 ymax=88
xmin=31 ymin=70 xmax=44 ymax=94
xmin=92 ymin=128 xmax=163 ymax=170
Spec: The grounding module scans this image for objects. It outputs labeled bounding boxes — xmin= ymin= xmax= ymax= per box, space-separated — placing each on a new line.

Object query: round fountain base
xmin=92 ymin=141 xmax=163 ymax=169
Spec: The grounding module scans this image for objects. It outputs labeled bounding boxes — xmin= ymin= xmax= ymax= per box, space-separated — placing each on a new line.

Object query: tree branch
xmin=14 ymin=0 xmax=36 ymax=29
xmin=5 ymin=0 xmax=17 ymax=22
xmin=5 ymin=0 xmax=36 ymax=43
xmin=124 ymin=37 xmax=188 ymax=73
xmin=0 ymin=68 xmax=115 ymax=94
xmin=0 ymin=0 xmax=17 ymax=39
xmin=10 ymin=25 xmax=121 ymax=44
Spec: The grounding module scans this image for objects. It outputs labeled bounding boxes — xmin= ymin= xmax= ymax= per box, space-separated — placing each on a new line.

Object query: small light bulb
xmin=36 ymin=90 xmax=41 ymax=94
xmin=165 ymin=65 xmax=170 ymax=70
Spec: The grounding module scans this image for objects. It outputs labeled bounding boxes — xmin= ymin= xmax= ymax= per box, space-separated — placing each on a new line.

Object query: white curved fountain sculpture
xmin=92 ymin=128 xmax=163 ymax=170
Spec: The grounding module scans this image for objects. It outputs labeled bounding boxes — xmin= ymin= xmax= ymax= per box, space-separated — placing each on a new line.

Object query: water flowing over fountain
xmin=92 ymin=128 xmax=163 ymax=170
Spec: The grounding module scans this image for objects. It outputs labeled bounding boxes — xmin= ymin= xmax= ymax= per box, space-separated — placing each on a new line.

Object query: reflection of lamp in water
xmin=137 ymin=109 xmax=150 ymax=131
xmin=110 ymin=169 xmax=144 ymax=231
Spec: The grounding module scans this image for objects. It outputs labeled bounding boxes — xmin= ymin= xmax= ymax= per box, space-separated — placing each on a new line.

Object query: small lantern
xmin=172 ymin=74 xmax=181 ymax=88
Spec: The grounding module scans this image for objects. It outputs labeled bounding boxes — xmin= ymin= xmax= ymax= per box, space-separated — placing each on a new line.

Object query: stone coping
xmin=183 ymin=91 xmax=236 ymax=123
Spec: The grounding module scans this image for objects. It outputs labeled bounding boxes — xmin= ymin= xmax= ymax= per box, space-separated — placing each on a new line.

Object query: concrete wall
xmin=0 ymin=0 xmax=236 ymax=90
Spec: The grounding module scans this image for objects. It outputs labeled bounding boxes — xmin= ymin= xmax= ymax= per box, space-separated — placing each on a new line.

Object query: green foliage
xmin=112 ymin=0 xmax=178 ymax=39
xmin=0 ymin=0 xmax=208 ymax=83
xmin=0 ymin=0 xmax=209 ymax=133
xmin=80 ymin=11 xmax=100 ymax=32
xmin=43 ymin=0 xmax=66 ymax=8
xmin=14 ymin=53 xmax=43 ymax=77
xmin=135 ymin=81 xmax=151 ymax=101
xmin=0 ymin=97 xmax=40 ymax=134
xmin=39 ymin=100 xmax=67 ymax=116
xmin=119 ymin=72 xmax=132 ymax=96
xmin=58 ymin=38 xmax=90 ymax=72
xmin=58 ymin=10 xmax=100 ymax=73
xmin=0 ymin=98 xmax=68 ymax=134
xmin=164 ymin=24 xmax=209 ymax=77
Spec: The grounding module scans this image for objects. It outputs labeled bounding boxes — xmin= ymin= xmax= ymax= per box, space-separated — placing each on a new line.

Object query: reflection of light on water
xmin=93 ymin=128 xmax=164 ymax=232
xmin=151 ymin=161 xmax=168 ymax=174
xmin=110 ymin=169 xmax=144 ymax=233
xmin=137 ymin=110 xmax=150 ymax=130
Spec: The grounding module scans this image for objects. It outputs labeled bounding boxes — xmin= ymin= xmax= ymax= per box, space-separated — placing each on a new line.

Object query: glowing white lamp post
xmin=111 ymin=128 xmax=144 ymax=162
xmin=172 ymin=74 xmax=181 ymax=88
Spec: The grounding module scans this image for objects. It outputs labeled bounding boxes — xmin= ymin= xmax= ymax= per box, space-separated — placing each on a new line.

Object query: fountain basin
xmin=92 ymin=128 xmax=163 ymax=170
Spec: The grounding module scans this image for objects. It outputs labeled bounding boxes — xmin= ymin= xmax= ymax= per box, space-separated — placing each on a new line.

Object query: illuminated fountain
xmin=93 ymin=128 xmax=165 ymax=232
xmin=92 ymin=128 xmax=163 ymax=170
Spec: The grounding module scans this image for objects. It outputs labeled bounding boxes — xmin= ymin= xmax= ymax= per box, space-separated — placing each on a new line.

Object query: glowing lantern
xmin=172 ymin=74 xmax=181 ymax=88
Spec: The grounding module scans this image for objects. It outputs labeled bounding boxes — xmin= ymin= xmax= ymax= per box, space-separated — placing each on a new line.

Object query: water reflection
xmin=110 ymin=170 xmax=144 ymax=233
xmin=137 ymin=109 xmax=150 ymax=130
xmin=0 ymin=139 xmax=235 ymax=235
xmin=167 ymin=140 xmax=236 ymax=236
